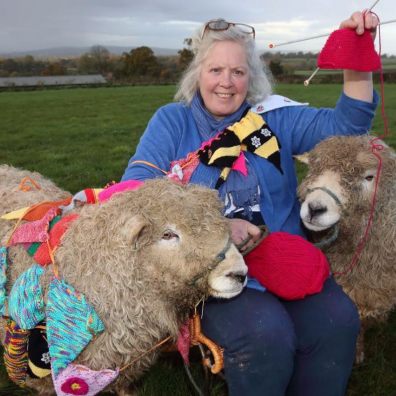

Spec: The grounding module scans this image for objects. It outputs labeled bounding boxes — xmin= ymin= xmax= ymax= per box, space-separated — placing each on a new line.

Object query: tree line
xmin=0 ymin=43 xmax=194 ymax=84
xmin=1 ymin=43 xmax=395 ymax=84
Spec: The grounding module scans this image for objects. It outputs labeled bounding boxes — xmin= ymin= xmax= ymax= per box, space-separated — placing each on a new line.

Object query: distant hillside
xmin=0 ymin=46 xmax=179 ymax=59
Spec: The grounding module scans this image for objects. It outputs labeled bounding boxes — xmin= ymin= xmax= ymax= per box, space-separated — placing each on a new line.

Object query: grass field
xmin=0 ymin=83 xmax=395 ymax=395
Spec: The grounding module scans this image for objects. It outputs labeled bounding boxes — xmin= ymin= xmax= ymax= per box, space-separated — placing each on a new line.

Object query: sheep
xmin=297 ymin=135 xmax=396 ymax=362
xmin=0 ymin=165 xmax=248 ymax=395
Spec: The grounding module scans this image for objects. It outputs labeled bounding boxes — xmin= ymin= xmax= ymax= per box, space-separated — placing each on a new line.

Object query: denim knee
xmin=201 ymin=288 xmax=297 ymax=395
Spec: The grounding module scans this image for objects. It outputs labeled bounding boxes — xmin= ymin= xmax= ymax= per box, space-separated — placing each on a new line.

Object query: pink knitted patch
xmin=9 ymin=207 xmax=58 ymax=245
xmin=177 ymin=320 xmax=191 ymax=364
xmin=318 ymin=28 xmax=381 ymax=72
xmin=53 ymin=364 xmax=119 ymax=396
xmin=98 ymin=180 xmax=144 ymax=202
xmin=231 ymin=152 xmax=248 ymax=176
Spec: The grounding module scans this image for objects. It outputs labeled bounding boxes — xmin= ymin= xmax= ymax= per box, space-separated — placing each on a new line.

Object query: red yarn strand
xmin=335 ymin=14 xmax=390 ymax=276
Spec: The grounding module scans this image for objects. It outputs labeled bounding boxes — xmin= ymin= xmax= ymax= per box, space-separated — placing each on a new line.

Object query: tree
xmin=121 ymin=46 xmax=160 ymax=77
xmin=78 ymin=45 xmax=112 ymax=74
xmin=177 ymin=38 xmax=194 ymax=71
xmin=41 ymin=62 xmax=66 ymax=76
xmin=269 ymin=60 xmax=284 ymax=77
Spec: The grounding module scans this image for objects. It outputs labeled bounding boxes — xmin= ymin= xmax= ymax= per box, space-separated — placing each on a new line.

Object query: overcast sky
xmin=1 ymin=0 xmax=395 ymax=55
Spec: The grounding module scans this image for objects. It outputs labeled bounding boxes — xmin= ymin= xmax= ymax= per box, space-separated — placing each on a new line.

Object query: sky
xmin=0 ymin=0 xmax=395 ymax=55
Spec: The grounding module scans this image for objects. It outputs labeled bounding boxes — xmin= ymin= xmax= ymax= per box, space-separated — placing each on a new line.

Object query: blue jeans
xmin=201 ymin=277 xmax=360 ymax=396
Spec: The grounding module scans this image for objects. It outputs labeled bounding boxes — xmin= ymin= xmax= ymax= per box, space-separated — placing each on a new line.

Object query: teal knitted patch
xmin=8 ymin=264 xmax=45 ymax=330
xmin=0 ymin=246 xmax=8 ymax=316
xmin=46 ymin=278 xmax=105 ymax=377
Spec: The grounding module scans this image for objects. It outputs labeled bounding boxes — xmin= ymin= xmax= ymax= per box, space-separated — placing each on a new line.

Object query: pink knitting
xmin=317 ymin=28 xmax=381 ymax=72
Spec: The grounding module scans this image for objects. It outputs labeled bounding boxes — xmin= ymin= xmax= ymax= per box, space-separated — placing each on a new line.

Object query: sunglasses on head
xmin=201 ymin=19 xmax=255 ymax=40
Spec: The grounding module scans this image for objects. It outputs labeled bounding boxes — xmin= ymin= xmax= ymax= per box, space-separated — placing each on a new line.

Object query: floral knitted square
xmin=53 ymin=363 xmax=119 ymax=396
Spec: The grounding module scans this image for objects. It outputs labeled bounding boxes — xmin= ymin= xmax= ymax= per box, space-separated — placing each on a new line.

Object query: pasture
xmin=0 ymin=83 xmax=395 ymax=395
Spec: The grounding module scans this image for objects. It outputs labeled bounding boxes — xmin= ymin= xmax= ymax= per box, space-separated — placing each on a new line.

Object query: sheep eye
xmin=365 ymin=175 xmax=375 ymax=181
xmin=162 ymin=230 xmax=179 ymax=240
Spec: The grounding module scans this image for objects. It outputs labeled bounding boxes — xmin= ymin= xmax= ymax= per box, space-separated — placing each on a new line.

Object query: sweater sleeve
xmin=121 ymin=104 xmax=185 ymax=181
xmin=271 ymin=91 xmax=379 ymax=155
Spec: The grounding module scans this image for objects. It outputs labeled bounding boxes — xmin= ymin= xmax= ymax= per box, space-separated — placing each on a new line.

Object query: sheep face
xmin=298 ymin=136 xmax=381 ymax=233
xmin=57 ymin=178 xmax=248 ymax=321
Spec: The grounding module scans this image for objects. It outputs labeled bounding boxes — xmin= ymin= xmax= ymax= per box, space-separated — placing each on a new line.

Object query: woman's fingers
xmin=339 ymin=10 xmax=379 ymax=36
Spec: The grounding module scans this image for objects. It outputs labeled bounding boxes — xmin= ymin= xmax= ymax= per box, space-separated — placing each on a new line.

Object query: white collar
xmin=251 ymin=94 xmax=308 ymax=114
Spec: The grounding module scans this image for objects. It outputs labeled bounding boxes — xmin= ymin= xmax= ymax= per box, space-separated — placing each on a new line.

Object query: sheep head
xmin=57 ymin=178 xmax=247 ymax=321
xmin=298 ymin=135 xmax=396 ymax=241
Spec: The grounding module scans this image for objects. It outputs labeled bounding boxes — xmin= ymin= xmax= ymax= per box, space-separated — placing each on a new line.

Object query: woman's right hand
xmin=228 ymin=218 xmax=262 ymax=253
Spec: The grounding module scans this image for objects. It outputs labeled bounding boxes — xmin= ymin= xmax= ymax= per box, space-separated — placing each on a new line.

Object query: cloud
xmin=0 ymin=0 xmax=395 ymax=54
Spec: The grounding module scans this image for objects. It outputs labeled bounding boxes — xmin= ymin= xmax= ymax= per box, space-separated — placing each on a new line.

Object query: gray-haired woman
xmin=123 ymin=11 xmax=378 ymax=395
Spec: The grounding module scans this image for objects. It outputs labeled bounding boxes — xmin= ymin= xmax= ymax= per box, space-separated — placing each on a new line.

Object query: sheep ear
xmin=121 ymin=214 xmax=149 ymax=246
xmin=294 ymin=153 xmax=310 ymax=164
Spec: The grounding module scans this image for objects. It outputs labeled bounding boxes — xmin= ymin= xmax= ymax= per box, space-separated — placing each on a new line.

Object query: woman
xmin=122 ymin=11 xmax=378 ymax=396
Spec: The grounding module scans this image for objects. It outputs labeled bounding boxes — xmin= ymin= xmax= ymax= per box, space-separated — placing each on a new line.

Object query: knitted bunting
xmin=46 ymin=278 xmax=105 ymax=377
xmin=8 ymin=264 xmax=45 ymax=329
xmin=3 ymin=319 xmax=30 ymax=386
xmin=53 ymin=364 xmax=119 ymax=396
xmin=32 ymin=214 xmax=79 ymax=266
xmin=8 ymin=207 xmax=58 ymax=245
xmin=0 ymin=247 xmax=8 ymax=315
xmin=27 ymin=322 xmax=51 ymax=379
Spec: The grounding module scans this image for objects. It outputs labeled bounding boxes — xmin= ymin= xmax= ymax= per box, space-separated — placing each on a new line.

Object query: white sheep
xmin=297 ymin=135 xmax=396 ymax=362
xmin=0 ymin=165 xmax=247 ymax=395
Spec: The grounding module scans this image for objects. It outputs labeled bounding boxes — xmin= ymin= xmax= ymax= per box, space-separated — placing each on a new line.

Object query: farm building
xmin=0 ymin=74 xmax=107 ymax=88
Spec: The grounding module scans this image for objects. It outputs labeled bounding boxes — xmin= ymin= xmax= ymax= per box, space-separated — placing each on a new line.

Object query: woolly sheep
xmin=297 ymin=135 xmax=396 ymax=362
xmin=0 ymin=165 xmax=247 ymax=395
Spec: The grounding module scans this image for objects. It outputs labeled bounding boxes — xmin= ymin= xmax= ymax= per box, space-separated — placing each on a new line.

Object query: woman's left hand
xmin=340 ymin=10 xmax=379 ymax=38
xmin=228 ymin=218 xmax=262 ymax=253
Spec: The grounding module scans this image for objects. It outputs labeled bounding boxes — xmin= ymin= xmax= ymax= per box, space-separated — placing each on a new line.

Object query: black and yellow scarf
xmin=198 ymin=110 xmax=282 ymax=188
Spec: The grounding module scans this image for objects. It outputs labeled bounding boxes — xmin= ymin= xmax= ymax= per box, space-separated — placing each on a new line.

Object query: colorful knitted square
xmin=3 ymin=319 xmax=29 ymax=386
xmin=53 ymin=363 xmax=119 ymax=396
xmin=0 ymin=246 xmax=8 ymax=315
xmin=8 ymin=264 xmax=45 ymax=329
xmin=46 ymin=278 xmax=105 ymax=377
xmin=9 ymin=207 xmax=58 ymax=245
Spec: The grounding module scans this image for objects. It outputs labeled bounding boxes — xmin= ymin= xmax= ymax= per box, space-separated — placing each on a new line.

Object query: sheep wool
xmin=245 ymin=232 xmax=330 ymax=300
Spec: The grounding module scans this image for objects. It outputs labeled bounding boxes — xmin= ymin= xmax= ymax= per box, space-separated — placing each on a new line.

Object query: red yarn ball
xmin=245 ymin=232 xmax=330 ymax=300
xmin=317 ymin=28 xmax=381 ymax=72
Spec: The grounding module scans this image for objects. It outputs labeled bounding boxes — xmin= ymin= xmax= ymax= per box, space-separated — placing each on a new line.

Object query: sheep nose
xmin=227 ymin=272 xmax=247 ymax=284
xmin=308 ymin=202 xmax=327 ymax=220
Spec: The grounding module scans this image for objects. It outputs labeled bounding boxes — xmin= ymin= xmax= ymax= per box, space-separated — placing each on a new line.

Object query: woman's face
xmin=199 ymin=40 xmax=249 ymax=119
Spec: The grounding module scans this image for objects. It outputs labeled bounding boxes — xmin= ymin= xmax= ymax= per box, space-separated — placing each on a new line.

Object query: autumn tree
xmin=121 ymin=46 xmax=160 ymax=77
xmin=78 ymin=45 xmax=112 ymax=74
xmin=177 ymin=38 xmax=194 ymax=71
xmin=269 ymin=60 xmax=284 ymax=77
xmin=41 ymin=62 xmax=66 ymax=76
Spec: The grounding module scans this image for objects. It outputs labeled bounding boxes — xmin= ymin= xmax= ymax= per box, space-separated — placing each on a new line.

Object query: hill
xmin=0 ymin=45 xmax=179 ymax=59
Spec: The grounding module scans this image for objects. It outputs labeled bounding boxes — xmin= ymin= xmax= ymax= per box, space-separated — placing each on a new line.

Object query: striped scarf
xmin=198 ymin=110 xmax=283 ymax=188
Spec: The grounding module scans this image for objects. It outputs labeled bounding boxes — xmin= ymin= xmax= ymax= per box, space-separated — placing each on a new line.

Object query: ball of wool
xmin=244 ymin=232 xmax=330 ymax=300
xmin=317 ymin=28 xmax=381 ymax=72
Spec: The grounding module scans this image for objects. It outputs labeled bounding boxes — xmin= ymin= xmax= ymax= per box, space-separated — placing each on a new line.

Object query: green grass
xmin=0 ymin=86 xmax=175 ymax=192
xmin=0 ymin=84 xmax=395 ymax=395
